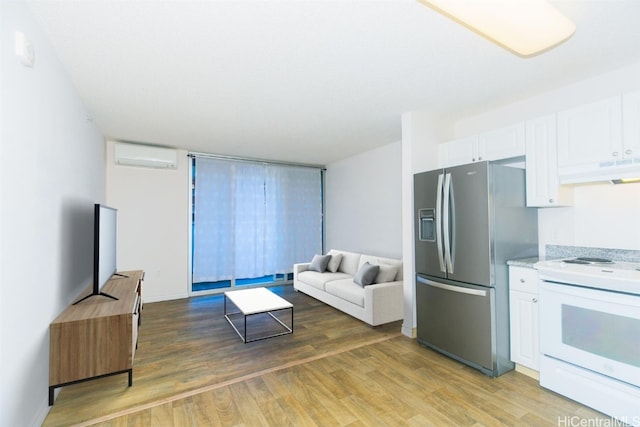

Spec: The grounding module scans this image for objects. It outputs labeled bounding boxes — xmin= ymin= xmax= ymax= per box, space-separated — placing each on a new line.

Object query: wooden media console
xmin=48 ymin=270 xmax=144 ymax=405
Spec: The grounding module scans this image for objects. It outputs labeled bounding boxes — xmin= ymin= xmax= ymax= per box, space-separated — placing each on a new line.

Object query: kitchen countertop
xmin=507 ymin=257 xmax=558 ymax=268
xmin=508 ymin=245 xmax=640 ymax=268
xmin=545 ymin=245 xmax=640 ymax=263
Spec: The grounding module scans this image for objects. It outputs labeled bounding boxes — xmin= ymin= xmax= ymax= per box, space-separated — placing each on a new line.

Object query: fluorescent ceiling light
xmin=418 ymin=0 xmax=576 ymax=57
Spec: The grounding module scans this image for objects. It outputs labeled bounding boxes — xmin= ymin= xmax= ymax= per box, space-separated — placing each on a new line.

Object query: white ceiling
xmin=27 ymin=0 xmax=640 ymax=165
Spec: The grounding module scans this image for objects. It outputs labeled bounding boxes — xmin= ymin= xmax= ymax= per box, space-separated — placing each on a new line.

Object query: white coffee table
xmin=223 ymin=287 xmax=294 ymax=343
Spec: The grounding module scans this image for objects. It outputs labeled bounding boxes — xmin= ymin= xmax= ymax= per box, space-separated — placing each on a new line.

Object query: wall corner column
xmin=400 ymin=111 xmax=444 ymax=338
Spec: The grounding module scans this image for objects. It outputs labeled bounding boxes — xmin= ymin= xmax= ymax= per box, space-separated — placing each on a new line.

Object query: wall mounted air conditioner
xmin=114 ymin=142 xmax=178 ymax=169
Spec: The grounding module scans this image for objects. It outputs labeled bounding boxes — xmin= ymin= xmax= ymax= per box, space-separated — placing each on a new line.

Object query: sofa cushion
xmin=309 ymin=254 xmax=331 ymax=273
xmin=332 ymin=250 xmax=360 ymax=275
xmin=360 ymin=255 xmax=403 ymax=281
xmin=375 ymin=264 xmax=399 ymax=284
xmin=325 ymin=279 xmax=365 ymax=307
xmin=326 ymin=253 xmax=343 ymax=273
xmin=297 ymin=271 xmax=352 ymax=290
xmin=354 ymin=262 xmax=379 ymax=287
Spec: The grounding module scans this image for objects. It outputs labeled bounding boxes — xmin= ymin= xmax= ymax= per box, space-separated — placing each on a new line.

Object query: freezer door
xmin=414 ymin=169 xmax=446 ymax=278
xmin=446 ymin=162 xmax=492 ymax=286
xmin=416 ymin=275 xmax=495 ymax=373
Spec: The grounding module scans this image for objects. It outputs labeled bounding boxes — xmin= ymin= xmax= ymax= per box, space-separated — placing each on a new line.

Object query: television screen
xmin=95 ymin=203 xmax=118 ymax=293
xmin=74 ymin=203 xmax=119 ymax=304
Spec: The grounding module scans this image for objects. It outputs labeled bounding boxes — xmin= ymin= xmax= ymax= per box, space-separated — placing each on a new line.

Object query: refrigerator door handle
xmin=443 ymin=172 xmax=453 ymax=274
xmin=417 ymin=276 xmax=487 ymax=297
xmin=435 ymin=173 xmax=445 ymax=272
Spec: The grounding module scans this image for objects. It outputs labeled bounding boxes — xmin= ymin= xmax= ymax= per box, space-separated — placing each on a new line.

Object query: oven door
xmin=539 ymin=280 xmax=640 ymax=387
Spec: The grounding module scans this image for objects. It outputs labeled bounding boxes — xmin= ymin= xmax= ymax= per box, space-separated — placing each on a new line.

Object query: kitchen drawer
xmin=509 ymin=266 xmax=539 ymax=293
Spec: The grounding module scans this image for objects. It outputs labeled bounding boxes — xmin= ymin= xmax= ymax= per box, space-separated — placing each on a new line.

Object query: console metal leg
xmin=48 ymin=369 xmax=133 ymax=405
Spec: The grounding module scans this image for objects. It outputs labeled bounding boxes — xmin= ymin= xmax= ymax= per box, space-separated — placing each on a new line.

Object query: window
xmin=191 ymin=156 xmax=323 ymax=293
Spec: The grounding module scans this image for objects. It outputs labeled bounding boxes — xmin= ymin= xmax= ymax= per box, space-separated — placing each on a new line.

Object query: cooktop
xmin=562 ymin=257 xmax=614 ymax=265
xmin=536 ymin=258 xmax=640 ymax=294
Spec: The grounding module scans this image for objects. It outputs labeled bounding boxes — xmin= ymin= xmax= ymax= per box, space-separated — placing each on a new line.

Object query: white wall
xmin=400 ymin=112 xmax=444 ymax=337
xmin=325 ymin=142 xmax=402 ymax=259
xmin=105 ymin=141 xmax=190 ymax=302
xmin=538 ymin=182 xmax=640 ymax=251
xmin=0 ymin=3 xmax=105 ymax=425
xmin=451 ymin=62 xmax=640 ymax=253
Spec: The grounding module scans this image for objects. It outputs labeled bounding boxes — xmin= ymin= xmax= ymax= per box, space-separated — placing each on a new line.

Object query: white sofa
xmin=293 ymin=249 xmax=403 ymax=326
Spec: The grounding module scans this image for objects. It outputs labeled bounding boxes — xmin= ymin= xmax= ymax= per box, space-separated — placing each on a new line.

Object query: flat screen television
xmin=74 ymin=203 xmax=120 ymax=304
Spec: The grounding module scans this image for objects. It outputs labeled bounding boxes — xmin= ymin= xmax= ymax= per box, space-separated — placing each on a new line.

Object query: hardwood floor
xmin=43 ymin=285 xmax=607 ymax=426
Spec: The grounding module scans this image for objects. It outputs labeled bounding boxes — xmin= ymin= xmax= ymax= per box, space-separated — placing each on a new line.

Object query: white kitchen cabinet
xmin=623 ymin=90 xmax=640 ymax=159
xmin=509 ymin=266 xmax=539 ymax=372
xmin=479 ymin=122 xmax=525 ymax=161
xmin=557 ymin=96 xmax=623 ymax=169
xmin=438 ymin=135 xmax=479 ymax=167
xmin=439 ymin=122 xmax=525 ymax=168
xmin=525 ymin=115 xmax=573 ymax=207
xmin=556 ymin=93 xmax=640 ymax=183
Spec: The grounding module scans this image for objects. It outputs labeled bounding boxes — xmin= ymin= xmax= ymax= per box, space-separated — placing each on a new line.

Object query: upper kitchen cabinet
xmin=438 ymin=135 xmax=479 ymax=167
xmin=525 ymin=115 xmax=573 ymax=207
xmin=557 ymin=95 xmax=622 ymax=169
xmin=439 ymin=122 xmax=525 ymax=168
xmin=556 ymin=93 xmax=640 ymax=183
xmin=479 ymin=122 xmax=525 ymax=161
xmin=623 ymin=90 xmax=640 ymax=158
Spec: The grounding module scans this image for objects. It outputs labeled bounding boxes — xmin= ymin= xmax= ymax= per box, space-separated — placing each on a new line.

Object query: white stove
xmin=536 ymin=256 xmax=640 ymax=424
xmin=536 ymin=257 xmax=640 ymax=295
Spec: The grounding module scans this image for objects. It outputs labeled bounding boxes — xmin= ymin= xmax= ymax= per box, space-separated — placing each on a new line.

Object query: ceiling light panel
xmin=418 ymin=0 xmax=576 ymax=57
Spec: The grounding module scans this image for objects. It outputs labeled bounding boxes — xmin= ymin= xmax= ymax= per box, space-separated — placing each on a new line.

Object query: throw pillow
xmin=309 ymin=254 xmax=331 ymax=273
xmin=326 ymin=253 xmax=343 ymax=273
xmin=354 ymin=262 xmax=380 ymax=287
xmin=375 ymin=264 xmax=399 ymax=283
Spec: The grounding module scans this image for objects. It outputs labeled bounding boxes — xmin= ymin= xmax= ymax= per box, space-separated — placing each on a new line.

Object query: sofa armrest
xmin=293 ymin=263 xmax=310 ymax=274
xmin=364 ymin=280 xmax=404 ymax=326
xmin=293 ymin=262 xmax=310 ymax=286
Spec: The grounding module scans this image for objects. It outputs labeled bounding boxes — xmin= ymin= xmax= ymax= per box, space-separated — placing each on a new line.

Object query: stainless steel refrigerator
xmin=414 ymin=161 xmax=538 ymax=377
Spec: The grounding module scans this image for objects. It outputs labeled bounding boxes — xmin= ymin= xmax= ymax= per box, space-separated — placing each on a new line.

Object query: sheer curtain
xmin=265 ymin=165 xmax=323 ymax=273
xmin=192 ymin=157 xmax=322 ymax=284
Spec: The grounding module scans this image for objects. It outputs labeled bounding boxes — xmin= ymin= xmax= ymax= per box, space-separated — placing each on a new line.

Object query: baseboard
xmin=30 ymin=399 xmax=51 ymax=427
xmin=401 ymin=323 xmax=416 ymax=338
xmin=143 ymin=292 xmax=189 ymax=303
xmin=515 ymin=363 xmax=540 ymax=380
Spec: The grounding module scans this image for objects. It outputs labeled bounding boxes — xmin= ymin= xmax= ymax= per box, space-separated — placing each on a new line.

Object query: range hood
xmin=559 ymin=158 xmax=640 ymax=184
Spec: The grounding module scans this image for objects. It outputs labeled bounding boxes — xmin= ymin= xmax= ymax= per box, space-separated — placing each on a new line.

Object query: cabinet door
xmin=623 ymin=90 xmax=640 ymax=159
xmin=557 ymin=96 xmax=622 ymax=168
xmin=479 ymin=122 xmax=525 ymax=161
xmin=525 ymin=115 xmax=572 ymax=207
xmin=509 ymin=290 xmax=540 ymax=370
xmin=439 ymin=135 xmax=478 ymax=167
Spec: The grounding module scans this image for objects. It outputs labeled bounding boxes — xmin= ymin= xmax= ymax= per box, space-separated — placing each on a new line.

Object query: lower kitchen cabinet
xmin=508 ymin=266 xmax=540 ymax=375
